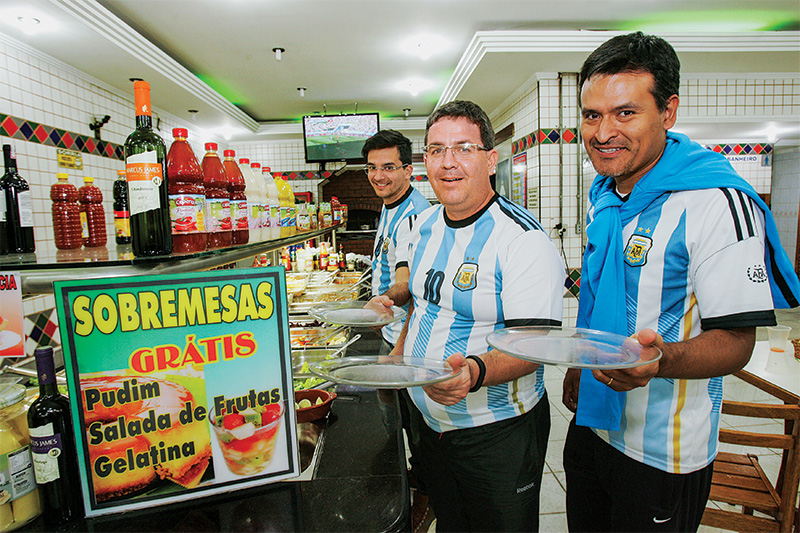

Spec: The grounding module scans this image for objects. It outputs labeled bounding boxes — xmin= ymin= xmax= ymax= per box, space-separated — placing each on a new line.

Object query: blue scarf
xmin=576 ymin=131 xmax=800 ymax=431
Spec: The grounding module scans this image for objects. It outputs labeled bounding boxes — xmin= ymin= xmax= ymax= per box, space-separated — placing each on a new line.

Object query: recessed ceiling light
xmin=16 ymin=16 xmax=41 ymax=35
xmin=402 ymin=33 xmax=448 ymax=60
xmin=397 ymin=78 xmax=433 ymax=97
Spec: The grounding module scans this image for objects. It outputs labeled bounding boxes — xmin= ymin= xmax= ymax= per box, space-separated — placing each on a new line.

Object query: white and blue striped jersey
xmin=404 ymin=194 xmax=565 ymax=432
xmin=591 ymin=187 xmax=776 ymax=473
xmin=371 ymin=185 xmax=430 ymax=345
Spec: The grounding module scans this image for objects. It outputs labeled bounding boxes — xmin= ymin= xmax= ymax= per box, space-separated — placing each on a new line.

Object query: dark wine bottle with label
xmin=1 ymin=144 xmax=36 ymax=253
xmin=27 ymin=346 xmax=84 ymax=527
xmin=124 ymin=81 xmax=172 ymax=256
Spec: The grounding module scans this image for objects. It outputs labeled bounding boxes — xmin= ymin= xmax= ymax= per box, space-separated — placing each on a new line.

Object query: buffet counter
xmin=23 ymin=385 xmax=411 ymax=532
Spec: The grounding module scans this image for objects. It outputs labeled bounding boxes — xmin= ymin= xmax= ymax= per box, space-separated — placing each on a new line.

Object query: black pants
xmin=563 ymin=419 xmax=713 ymax=532
xmin=418 ymin=394 xmax=550 ymax=532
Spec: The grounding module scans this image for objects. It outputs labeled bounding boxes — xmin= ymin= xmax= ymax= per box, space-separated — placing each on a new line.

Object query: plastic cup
xmin=767 ymin=325 xmax=791 ymax=353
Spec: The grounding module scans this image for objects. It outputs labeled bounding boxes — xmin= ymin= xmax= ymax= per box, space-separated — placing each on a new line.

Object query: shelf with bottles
xmin=2 ymin=224 xmax=343 ymax=296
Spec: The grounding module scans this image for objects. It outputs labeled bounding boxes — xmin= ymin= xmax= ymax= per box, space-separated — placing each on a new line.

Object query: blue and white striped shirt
xmin=404 ymin=194 xmax=565 ymax=432
xmin=591 ymin=187 xmax=775 ymax=473
xmin=371 ymin=185 xmax=430 ymax=345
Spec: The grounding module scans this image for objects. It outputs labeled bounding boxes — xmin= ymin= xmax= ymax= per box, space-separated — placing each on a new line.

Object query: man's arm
xmin=375 ymin=265 xmax=411 ymax=308
xmin=593 ymin=327 xmax=755 ymax=392
xmin=423 ymin=350 xmax=539 ymax=406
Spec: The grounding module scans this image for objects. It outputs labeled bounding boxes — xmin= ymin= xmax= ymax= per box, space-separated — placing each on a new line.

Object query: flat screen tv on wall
xmin=302 ymin=113 xmax=380 ymax=164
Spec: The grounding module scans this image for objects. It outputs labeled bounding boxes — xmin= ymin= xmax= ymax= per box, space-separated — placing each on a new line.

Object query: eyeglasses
xmin=423 ymin=143 xmax=488 ymax=159
xmin=363 ymin=164 xmax=408 ymax=175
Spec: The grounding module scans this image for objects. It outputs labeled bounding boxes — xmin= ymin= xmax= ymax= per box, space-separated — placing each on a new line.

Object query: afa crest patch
xmin=453 ymin=263 xmax=479 ymax=291
xmin=624 ymin=234 xmax=652 ymax=267
xmin=382 ymin=237 xmax=390 ymax=255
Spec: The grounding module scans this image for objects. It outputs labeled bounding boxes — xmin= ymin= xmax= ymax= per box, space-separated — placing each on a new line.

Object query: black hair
xmin=579 ymin=32 xmax=680 ymax=111
xmin=361 ymin=129 xmax=413 ymax=165
xmin=424 ymin=100 xmax=495 ymax=150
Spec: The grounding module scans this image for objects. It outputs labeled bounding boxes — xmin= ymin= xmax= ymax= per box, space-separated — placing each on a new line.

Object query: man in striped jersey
xmin=391 ymin=100 xmax=565 ymax=531
xmin=562 ymin=32 xmax=800 ymax=532
xmin=362 ymin=129 xmax=431 ymax=530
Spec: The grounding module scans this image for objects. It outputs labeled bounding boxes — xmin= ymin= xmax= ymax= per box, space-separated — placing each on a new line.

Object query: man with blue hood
xmin=561 ymin=32 xmax=800 ymax=532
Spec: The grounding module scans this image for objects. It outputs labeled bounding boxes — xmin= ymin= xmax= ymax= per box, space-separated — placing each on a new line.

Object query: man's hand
xmin=365 ymin=296 xmax=395 ymax=332
xmin=591 ymin=328 xmax=663 ymax=391
xmin=562 ymin=367 xmax=581 ymax=412
xmin=422 ymin=353 xmax=472 ymax=406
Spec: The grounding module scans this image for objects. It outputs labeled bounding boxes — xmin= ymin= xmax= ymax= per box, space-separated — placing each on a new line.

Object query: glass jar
xmin=0 ymin=383 xmax=42 ymax=531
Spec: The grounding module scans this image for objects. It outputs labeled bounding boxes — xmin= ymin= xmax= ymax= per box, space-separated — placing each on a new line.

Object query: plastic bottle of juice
xmin=166 ymin=128 xmax=206 ymax=253
xmin=274 ymin=174 xmax=292 ymax=237
xmin=78 ymin=176 xmax=107 ymax=247
xmin=50 ymin=173 xmax=82 ymax=250
xmin=223 ymin=150 xmax=248 ymax=246
xmin=202 ymin=142 xmax=232 ymax=249
xmin=239 ymin=158 xmax=262 ymax=242
xmin=247 ymin=162 xmax=263 ymax=240
xmin=261 ymin=167 xmax=281 ymax=240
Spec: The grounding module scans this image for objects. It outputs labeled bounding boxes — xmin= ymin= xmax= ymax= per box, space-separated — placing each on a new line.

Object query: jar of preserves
xmin=0 ymin=383 xmax=42 ymax=531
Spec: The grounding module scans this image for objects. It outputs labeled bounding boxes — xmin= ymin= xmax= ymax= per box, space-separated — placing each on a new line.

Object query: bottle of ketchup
xmin=166 ymin=128 xmax=206 ymax=253
xmin=202 ymin=143 xmax=232 ymax=249
xmin=223 ymin=149 xmax=248 ymax=245
xmin=50 ymin=173 xmax=82 ymax=250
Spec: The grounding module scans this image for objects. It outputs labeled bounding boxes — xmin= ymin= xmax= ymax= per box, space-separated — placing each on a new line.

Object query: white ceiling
xmin=1 ymin=0 xmax=799 ymax=144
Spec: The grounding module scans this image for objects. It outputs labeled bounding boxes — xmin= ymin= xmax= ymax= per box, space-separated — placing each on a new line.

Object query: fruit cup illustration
xmin=210 ymin=402 xmax=283 ymax=476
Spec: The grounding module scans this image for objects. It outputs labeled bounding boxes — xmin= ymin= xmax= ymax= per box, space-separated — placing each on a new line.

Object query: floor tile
xmin=540 ymin=511 xmax=568 ymax=532
xmin=540 ymin=473 xmax=566 ymax=514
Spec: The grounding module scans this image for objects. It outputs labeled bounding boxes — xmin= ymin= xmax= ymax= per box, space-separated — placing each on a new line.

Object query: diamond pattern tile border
xmin=512 ymin=128 xmax=579 ymax=154
xmin=23 ymin=308 xmax=61 ymax=357
xmin=0 ymin=113 xmax=124 ymax=161
xmin=564 ymin=268 xmax=581 ymax=299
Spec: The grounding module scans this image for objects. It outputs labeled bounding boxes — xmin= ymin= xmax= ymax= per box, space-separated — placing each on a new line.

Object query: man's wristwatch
xmin=466 ymin=355 xmax=486 ymax=392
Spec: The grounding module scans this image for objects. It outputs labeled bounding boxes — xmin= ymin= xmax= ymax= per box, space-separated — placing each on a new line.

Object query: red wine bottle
xmin=27 ymin=346 xmax=84 ymax=527
xmin=1 ymin=144 xmax=35 ymax=253
xmin=124 ymin=81 xmax=172 ymax=256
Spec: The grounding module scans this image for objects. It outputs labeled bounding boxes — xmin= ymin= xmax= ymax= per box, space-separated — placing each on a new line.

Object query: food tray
xmin=290 ymin=326 xmax=350 ymax=349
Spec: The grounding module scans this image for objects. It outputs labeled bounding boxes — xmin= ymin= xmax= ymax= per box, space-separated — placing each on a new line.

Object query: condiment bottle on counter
xmin=1 ymin=144 xmax=35 ymax=253
xmin=338 ymin=242 xmax=346 ymax=270
xmin=223 ymin=150 xmax=249 ymax=245
xmin=201 ymin=142 xmax=232 ymax=249
xmin=113 ymin=170 xmax=131 ymax=245
xmin=239 ymin=158 xmax=263 ymax=242
xmin=78 ymin=176 xmax=107 ymax=247
xmin=0 ymin=384 xmax=42 ymax=531
xmin=296 ymin=202 xmax=310 ymax=231
xmin=50 ymin=173 xmax=82 ymax=250
xmin=319 ymin=242 xmax=329 ymax=271
xmin=307 ymin=202 xmax=318 ymax=230
xmin=124 ymin=80 xmax=172 ymax=257
xmin=261 ymin=166 xmax=281 ymax=240
xmin=331 ymin=196 xmax=342 ymax=226
xmin=319 ymin=202 xmax=332 ymax=228
xmin=166 ymin=128 xmax=206 ymax=253
xmin=28 ymin=346 xmax=83 ymax=527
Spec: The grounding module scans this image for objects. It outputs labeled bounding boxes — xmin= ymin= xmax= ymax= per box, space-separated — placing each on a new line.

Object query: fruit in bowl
xmin=294 ymin=389 xmax=336 ymax=423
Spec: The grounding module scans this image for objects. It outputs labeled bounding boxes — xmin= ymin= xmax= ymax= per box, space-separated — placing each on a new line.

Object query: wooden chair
xmin=702 ymin=370 xmax=800 ymax=533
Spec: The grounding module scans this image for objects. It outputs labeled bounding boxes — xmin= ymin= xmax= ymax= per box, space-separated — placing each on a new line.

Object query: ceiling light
xmin=397 ymin=78 xmax=433 ymax=97
xmin=403 ymin=108 xmax=410 ymax=117
xmin=188 ymin=109 xmax=199 ymax=122
xmin=297 ymin=87 xmax=307 ymax=98
xmin=272 ymin=47 xmax=285 ymax=61
xmin=15 ymin=16 xmax=41 ymax=35
xmin=402 ymin=34 xmax=448 ymax=60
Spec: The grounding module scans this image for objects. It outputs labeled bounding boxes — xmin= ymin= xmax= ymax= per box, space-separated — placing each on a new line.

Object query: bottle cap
xmin=239 ymin=158 xmax=249 ymax=165
xmin=173 ymin=128 xmax=188 ymax=138
xmin=264 ymin=167 xmax=271 ymax=172
xmin=56 ymin=172 xmax=69 ymax=181
xmin=117 ymin=169 xmax=126 ymax=177
xmin=223 ymin=149 xmax=235 ymax=158
xmin=132 ymin=81 xmax=152 ymax=117
xmin=84 ymin=176 xmax=94 ymax=183
xmin=205 ymin=142 xmax=218 ymax=151
xmin=251 ymin=162 xmax=261 ymax=169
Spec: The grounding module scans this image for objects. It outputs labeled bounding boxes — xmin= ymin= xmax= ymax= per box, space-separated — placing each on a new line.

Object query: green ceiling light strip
xmin=620 ymin=10 xmax=800 ymax=32
xmin=195 ymin=74 xmax=248 ymax=106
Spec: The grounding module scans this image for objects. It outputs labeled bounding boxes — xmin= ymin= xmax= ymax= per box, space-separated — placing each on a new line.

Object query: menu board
xmin=53 ymin=267 xmax=300 ymax=517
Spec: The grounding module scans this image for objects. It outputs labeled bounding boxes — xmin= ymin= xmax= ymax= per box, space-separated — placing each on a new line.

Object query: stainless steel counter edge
xmin=17 ymin=226 xmax=341 ymax=295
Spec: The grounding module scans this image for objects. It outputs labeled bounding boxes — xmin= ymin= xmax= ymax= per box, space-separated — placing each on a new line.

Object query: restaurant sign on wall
xmin=54 ymin=267 xmax=299 ymax=517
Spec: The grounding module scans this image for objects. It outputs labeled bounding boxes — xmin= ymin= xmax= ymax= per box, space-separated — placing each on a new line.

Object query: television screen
xmin=302 ymin=113 xmax=379 ymax=163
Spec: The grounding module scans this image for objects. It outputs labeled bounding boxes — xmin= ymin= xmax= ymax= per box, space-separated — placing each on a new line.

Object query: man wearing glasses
xmin=361 ymin=129 xmax=431 ymax=531
xmin=391 ymin=100 xmax=565 ymax=531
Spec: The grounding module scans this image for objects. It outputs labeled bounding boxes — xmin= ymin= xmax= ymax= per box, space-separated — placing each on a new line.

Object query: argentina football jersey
xmin=371 ymin=186 xmax=430 ymax=345
xmin=404 ymin=194 xmax=565 ymax=432
xmin=592 ymin=187 xmax=776 ymax=473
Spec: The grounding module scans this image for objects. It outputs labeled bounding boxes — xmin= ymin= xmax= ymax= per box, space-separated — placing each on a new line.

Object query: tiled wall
xmin=0 ymin=33 xmax=224 ymax=320
xmin=772 ymin=146 xmax=800 ymax=266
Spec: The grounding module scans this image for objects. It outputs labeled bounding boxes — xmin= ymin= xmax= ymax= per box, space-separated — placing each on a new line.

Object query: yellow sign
xmin=57 ymin=148 xmax=83 ymax=170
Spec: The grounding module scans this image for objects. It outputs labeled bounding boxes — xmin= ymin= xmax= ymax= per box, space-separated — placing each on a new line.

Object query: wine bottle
xmin=1 ymin=144 xmax=36 ymax=253
xmin=27 ymin=346 xmax=83 ymax=527
xmin=124 ymin=81 xmax=173 ymax=256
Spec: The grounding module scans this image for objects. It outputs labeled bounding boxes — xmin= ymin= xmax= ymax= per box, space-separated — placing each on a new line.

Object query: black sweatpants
xmin=418 ymin=394 xmax=550 ymax=532
xmin=563 ymin=419 xmax=713 ymax=532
